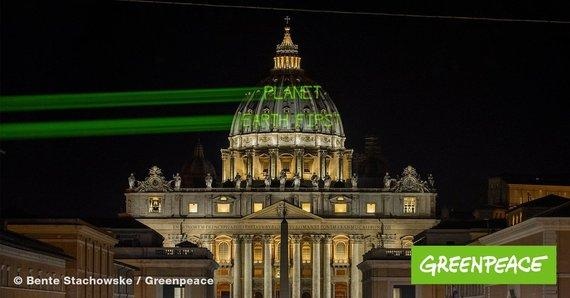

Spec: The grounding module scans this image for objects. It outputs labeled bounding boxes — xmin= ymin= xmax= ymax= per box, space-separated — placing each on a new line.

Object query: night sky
xmin=1 ymin=1 xmax=569 ymax=218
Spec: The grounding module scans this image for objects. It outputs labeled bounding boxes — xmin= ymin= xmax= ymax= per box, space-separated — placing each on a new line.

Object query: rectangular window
xmin=173 ymin=287 xmax=185 ymax=298
xmin=188 ymin=203 xmax=198 ymax=213
xmin=366 ymin=203 xmax=376 ymax=214
xmin=253 ymin=202 xmax=263 ymax=213
xmin=301 ymin=202 xmax=312 ymax=213
xmin=334 ymin=203 xmax=347 ymax=213
xmin=217 ymin=203 xmax=231 ymax=213
xmin=403 ymin=197 xmax=416 ymax=214
xmin=148 ymin=197 xmax=162 ymax=213
xmin=303 ymin=160 xmax=312 ymax=173
xmin=282 ymin=161 xmax=291 ymax=172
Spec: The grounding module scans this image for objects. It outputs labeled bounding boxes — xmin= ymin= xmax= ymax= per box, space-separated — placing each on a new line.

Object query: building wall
xmin=7 ymin=223 xmax=118 ymax=298
xmin=115 ymin=257 xmax=216 ymax=298
xmin=126 ymin=190 xmax=436 ymax=219
xmin=126 ymin=188 xmax=437 ymax=298
xmin=471 ymin=218 xmax=570 ymax=298
xmin=507 ymin=184 xmax=570 ymax=207
xmin=358 ymin=260 xmax=442 ymax=298
xmin=0 ymin=244 xmax=67 ymax=298
xmin=488 ymin=177 xmax=570 ymax=207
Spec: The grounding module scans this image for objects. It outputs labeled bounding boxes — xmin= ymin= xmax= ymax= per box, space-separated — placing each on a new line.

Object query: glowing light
xmin=0 ymin=87 xmax=255 ymax=112
xmin=0 ymin=115 xmax=233 ymax=140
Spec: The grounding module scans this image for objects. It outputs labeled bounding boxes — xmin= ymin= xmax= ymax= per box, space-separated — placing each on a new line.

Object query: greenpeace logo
xmin=411 ymin=246 xmax=556 ymax=284
xmin=419 ymin=255 xmax=549 ymax=276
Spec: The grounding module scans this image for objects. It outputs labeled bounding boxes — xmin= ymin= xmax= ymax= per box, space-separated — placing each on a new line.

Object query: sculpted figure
xmin=351 ymin=173 xmax=358 ymax=188
xmin=383 ymin=172 xmax=392 ymax=189
xmin=324 ymin=173 xmax=332 ymax=189
xmin=293 ymin=172 xmax=301 ymax=189
xmin=264 ymin=172 xmax=271 ymax=188
xmin=128 ymin=173 xmax=136 ymax=189
xmin=311 ymin=173 xmax=319 ymax=188
xmin=205 ymin=173 xmax=213 ymax=189
xmin=234 ymin=173 xmax=242 ymax=189
xmin=246 ymin=174 xmax=253 ymax=189
xmin=173 ymin=173 xmax=182 ymax=190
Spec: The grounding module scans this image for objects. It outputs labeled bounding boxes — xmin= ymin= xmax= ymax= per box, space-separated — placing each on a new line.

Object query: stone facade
xmin=0 ymin=229 xmax=69 ymax=298
xmin=125 ymin=182 xmax=437 ymax=297
xmin=125 ymin=21 xmax=439 ymax=298
xmin=6 ymin=219 xmax=119 ymax=298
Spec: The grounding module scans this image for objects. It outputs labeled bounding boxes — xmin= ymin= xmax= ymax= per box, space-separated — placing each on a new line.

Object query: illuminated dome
xmin=228 ymin=24 xmax=345 ymax=150
xmin=221 ymin=20 xmax=353 ymax=183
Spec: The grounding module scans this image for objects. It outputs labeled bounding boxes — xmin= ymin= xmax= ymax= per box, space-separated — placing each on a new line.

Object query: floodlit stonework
xmin=125 ymin=22 xmax=438 ymax=298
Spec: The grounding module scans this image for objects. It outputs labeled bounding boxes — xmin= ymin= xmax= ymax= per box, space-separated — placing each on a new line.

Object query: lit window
xmin=217 ymin=242 xmax=230 ymax=263
xmin=303 ymin=160 xmax=313 ymax=173
xmin=217 ymin=203 xmax=231 ymax=213
xmin=334 ymin=203 xmax=347 ymax=213
xmin=301 ymin=202 xmax=311 ymax=213
xmin=281 ymin=156 xmax=292 ymax=172
xmin=253 ymin=203 xmax=263 ymax=213
xmin=220 ymin=196 xmax=228 ymax=201
xmin=275 ymin=242 xmax=280 ymax=261
xmin=403 ymin=197 xmax=416 ymax=214
xmin=174 ymin=287 xmax=184 ymax=298
xmin=334 ymin=242 xmax=347 ymax=263
xmin=188 ymin=203 xmax=198 ymax=213
xmin=366 ymin=203 xmax=376 ymax=214
xmin=148 ymin=197 xmax=162 ymax=213
xmin=302 ymin=242 xmax=311 ymax=263
xmin=253 ymin=243 xmax=263 ymax=264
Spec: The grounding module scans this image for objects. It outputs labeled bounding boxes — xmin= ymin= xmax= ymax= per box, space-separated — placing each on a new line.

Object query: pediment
xmin=242 ymin=201 xmax=322 ymax=220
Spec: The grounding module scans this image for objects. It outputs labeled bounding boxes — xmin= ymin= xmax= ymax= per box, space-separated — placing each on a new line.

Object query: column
xmin=350 ymin=235 xmax=364 ymax=298
xmin=294 ymin=148 xmax=304 ymax=176
xmin=230 ymin=151 xmax=236 ymax=179
xmin=338 ymin=151 xmax=344 ymax=181
xmin=262 ymin=235 xmax=273 ymax=298
xmin=346 ymin=150 xmax=353 ymax=179
xmin=291 ymin=235 xmax=302 ymax=298
xmin=319 ymin=149 xmax=327 ymax=178
xmin=311 ymin=235 xmax=323 ymax=298
xmin=222 ymin=151 xmax=229 ymax=181
xmin=323 ymin=235 xmax=332 ymax=298
xmin=242 ymin=235 xmax=253 ymax=298
xmin=232 ymin=235 xmax=241 ymax=298
xmin=246 ymin=149 xmax=253 ymax=177
xmin=269 ymin=148 xmax=279 ymax=178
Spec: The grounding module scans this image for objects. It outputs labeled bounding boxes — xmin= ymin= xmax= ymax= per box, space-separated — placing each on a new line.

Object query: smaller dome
xmin=181 ymin=141 xmax=217 ymax=187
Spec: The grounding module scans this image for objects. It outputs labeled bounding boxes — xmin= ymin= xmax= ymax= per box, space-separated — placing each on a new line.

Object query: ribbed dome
xmin=229 ymin=25 xmax=345 ymax=139
xmin=181 ymin=141 xmax=217 ymax=187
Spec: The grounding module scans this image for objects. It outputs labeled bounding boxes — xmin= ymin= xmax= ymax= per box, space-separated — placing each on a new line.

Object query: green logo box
xmin=411 ymin=246 xmax=557 ymax=284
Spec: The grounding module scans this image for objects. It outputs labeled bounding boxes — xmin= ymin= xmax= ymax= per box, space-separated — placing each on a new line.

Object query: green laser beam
xmin=0 ymin=115 xmax=233 ymax=140
xmin=0 ymin=87 xmax=254 ymax=112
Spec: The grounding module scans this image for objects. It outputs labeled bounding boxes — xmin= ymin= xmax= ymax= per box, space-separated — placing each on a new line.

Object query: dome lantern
xmin=273 ymin=17 xmax=301 ymax=70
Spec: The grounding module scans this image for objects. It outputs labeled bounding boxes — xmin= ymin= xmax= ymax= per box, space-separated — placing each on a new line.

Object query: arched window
xmin=302 ymin=242 xmax=311 ymax=263
xmin=217 ymin=242 xmax=230 ymax=263
xmin=334 ymin=242 xmax=348 ymax=263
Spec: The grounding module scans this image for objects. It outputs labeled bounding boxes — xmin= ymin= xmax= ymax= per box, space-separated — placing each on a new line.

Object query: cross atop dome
xmin=274 ymin=17 xmax=301 ymax=70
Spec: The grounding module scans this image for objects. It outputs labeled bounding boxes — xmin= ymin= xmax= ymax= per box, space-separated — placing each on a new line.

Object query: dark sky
xmin=1 ymin=1 xmax=569 ymax=218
